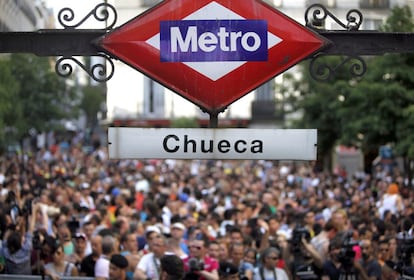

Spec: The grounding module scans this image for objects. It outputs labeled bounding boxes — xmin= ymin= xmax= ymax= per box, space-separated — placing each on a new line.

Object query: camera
xmin=32 ymin=231 xmax=42 ymax=250
xmin=188 ymin=258 xmax=204 ymax=272
xmin=397 ymin=232 xmax=414 ymax=266
xmin=21 ymin=199 xmax=33 ymax=216
xmin=291 ymin=226 xmax=311 ymax=253
xmin=395 ymin=232 xmax=414 ymax=279
xmin=337 ymin=231 xmax=358 ymax=270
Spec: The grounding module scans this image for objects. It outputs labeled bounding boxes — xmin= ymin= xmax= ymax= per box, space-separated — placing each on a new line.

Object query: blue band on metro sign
xmin=160 ymin=20 xmax=268 ymax=62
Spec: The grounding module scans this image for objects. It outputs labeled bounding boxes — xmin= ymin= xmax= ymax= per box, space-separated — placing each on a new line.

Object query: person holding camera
xmin=183 ymin=234 xmax=219 ymax=280
xmin=0 ymin=200 xmax=38 ymax=274
xmin=322 ymin=235 xmax=377 ymax=280
xmin=228 ymin=242 xmax=253 ymax=280
xmin=288 ymin=227 xmax=323 ymax=279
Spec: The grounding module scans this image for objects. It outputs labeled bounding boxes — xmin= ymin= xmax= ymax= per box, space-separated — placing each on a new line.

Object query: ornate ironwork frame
xmin=1 ymin=3 xmax=414 ymax=83
xmin=305 ymin=4 xmax=366 ymax=81
xmin=55 ymin=3 xmax=117 ymax=81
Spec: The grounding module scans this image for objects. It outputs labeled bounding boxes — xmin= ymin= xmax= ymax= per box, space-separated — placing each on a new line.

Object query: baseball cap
xmin=145 ymin=225 xmax=161 ymax=235
xmin=172 ymin=222 xmax=186 ymax=231
xmin=75 ymin=232 xmax=87 ymax=240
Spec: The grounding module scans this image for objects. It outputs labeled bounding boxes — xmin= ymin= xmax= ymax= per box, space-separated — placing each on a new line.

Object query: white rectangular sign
xmin=108 ymin=127 xmax=317 ymax=160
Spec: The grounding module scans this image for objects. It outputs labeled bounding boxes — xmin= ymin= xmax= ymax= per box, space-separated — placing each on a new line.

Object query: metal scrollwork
xmin=58 ymin=3 xmax=117 ymax=30
xmin=305 ymin=4 xmax=363 ymax=31
xmin=55 ymin=55 xmax=115 ymax=82
xmin=309 ymin=55 xmax=366 ymax=82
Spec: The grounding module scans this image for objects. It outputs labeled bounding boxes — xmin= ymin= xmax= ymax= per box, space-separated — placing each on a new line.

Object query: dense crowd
xmin=0 ymin=134 xmax=413 ymax=280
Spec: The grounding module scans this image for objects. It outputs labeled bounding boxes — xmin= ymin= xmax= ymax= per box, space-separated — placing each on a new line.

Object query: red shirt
xmin=183 ymin=256 xmax=219 ymax=280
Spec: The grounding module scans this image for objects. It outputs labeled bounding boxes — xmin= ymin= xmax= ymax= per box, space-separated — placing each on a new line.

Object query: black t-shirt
xmin=359 ymin=259 xmax=381 ymax=280
xmin=291 ymin=260 xmax=323 ymax=279
xmin=322 ymin=260 xmax=359 ymax=280
xmin=322 ymin=260 xmax=341 ymax=280
xmin=80 ymin=254 xmax=96 ymax=277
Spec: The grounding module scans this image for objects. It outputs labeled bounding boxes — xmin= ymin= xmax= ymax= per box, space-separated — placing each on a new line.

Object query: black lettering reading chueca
xmin=162 ymin=134 xmax=263 ymax=154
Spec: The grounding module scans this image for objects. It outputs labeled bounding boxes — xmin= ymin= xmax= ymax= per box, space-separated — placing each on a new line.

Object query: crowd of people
xmin=0 ymin=135 xmax=413 ymax=280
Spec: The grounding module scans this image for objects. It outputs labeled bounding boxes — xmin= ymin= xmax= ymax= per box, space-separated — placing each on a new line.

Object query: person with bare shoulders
xmin=120 ymin=232 xmax=142 ymax=279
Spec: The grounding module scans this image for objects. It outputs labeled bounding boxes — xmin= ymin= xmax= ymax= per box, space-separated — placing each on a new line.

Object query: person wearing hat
xmin=79 ymin=182 xmax=95 ymax=210
xmin=160 ymin=254 xmax=185 ymax=280
xmin=67 ymin=232 xmax=88 ymax=271
xmin=109 ymin=254 xmax=129 ymax=280
xmin=141 ymin=225 xmax=162 ymax=254
xmin=133 ymin=235 xmax=167 ymax=280
xmin=168 ymin=222 xmax=188 ymax=258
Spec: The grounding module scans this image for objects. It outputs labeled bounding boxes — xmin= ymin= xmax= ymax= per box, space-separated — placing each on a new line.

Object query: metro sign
xmin=98 ymin=0 xmax=329 ymax=113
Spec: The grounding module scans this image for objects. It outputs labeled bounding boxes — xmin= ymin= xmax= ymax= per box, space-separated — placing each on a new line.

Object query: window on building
xmin=359 ymin=0 xmax=390 ymax=9
xmin=363 ymin=18 xmax=383 ymax=30
xmin=306 ymin=0 xmax=336 ymax=8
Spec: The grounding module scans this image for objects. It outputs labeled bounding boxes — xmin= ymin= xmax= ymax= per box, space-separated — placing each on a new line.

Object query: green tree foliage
xmin=297 ymin=5 xmax=414 ymax=175
xmin=295 ymin=57 xmax=354 ymax=169
xmin=80 ymin=85 xmax=106 ymax=127
xmin=345 ymin=6 xmax=414 ymax=167
xmin=0 ymin=58 xmax=22 ymax=148
xmin=171 ymin=117 xmax=199 ymax=128
xmin=1 ymin=54 xmax=78 ymax=144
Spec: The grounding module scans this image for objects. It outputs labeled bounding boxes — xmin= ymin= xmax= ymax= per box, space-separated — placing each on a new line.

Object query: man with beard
xmin=322 ymin=235 xmax=377 ymax=280
xmin=359 ymin=239 xmax=382 ymax=280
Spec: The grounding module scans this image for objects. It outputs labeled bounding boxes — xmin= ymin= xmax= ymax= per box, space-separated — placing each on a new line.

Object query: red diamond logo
xmin=98 ymin=0 xmax=329 ymax=113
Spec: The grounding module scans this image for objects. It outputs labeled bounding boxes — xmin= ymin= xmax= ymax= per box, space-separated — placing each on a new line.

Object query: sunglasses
xmin=190 ymin=245 xmax=202 ymax=250
xmin=267 ymin=256 xmax=278 ymax=260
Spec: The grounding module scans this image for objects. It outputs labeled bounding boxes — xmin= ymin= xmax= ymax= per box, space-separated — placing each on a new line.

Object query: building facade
xmin=0 ymin=0 xmax=52 ymax=31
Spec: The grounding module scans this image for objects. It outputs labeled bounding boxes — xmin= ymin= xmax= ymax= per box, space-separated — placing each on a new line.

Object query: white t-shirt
xmin=136 ymin=252 xmax=161 ymax=280
xmin=95 ymin=255 xmax=110 ymax=278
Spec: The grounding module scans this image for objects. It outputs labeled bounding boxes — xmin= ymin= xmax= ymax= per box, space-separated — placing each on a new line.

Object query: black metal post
xmin=209 ymin=113 xmax=219 ymax=128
